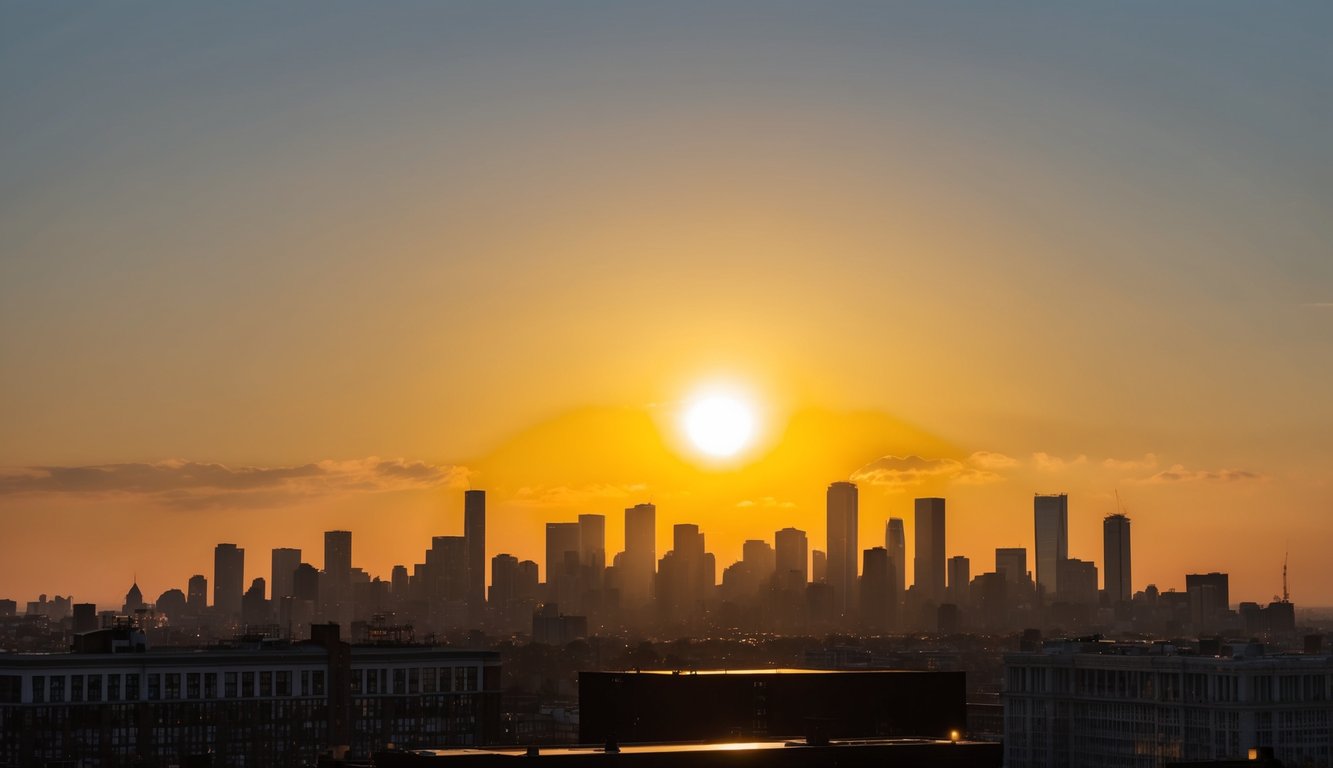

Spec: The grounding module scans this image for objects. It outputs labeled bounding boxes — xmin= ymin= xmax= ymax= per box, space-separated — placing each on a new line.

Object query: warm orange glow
xmin=682 ymin=390 xmax=756 ymax=459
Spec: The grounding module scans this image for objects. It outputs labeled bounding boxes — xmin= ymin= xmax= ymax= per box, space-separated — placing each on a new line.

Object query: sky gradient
xmin=2 ymin=2 xmax=1331 ymax=607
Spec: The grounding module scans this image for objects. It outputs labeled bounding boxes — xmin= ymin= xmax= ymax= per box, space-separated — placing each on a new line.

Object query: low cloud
xmin=1032 ymin=452 xmax=1088 ymax=472
xmin=0 ymin=458 xmax=472 ymax=509
xmin=1103 ymin=453 xmax=1159 ymax=471
xmin=969 ymin=451 xmax=1019 ymax=469
xmin=509 ymin=483 xmax=648 ymax=508
xmin=736 ymin=496 xmax=797 ymax=509
xmin=1136 ymin=464 xmax=1267 ymax=484
xmin=851 ymin=455 xmax=1005 ymax=490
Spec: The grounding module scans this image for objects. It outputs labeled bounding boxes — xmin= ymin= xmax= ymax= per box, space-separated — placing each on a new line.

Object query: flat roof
xmin=589 ymin=668 xmax=939 ymax=676
xmin=404 ymin=738 xmax=977 ymax=758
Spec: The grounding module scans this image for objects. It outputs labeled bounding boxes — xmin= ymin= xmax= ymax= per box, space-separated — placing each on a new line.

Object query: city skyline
xmin=2 ymin=4 xmax=1331 ymax=608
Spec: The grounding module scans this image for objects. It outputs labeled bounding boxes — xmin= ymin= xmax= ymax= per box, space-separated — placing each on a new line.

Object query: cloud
xmin=969 ymin=451 xmax=1019 ymax=469
xmin=509 ymin=483 xmax=648 ymax=508
xmin=1103 ymin=453 xmax=1159 ymax=471
xmin=736 ymin=496 xmax=797 ymax=509
xmin=0 ymin=458 xmax=472 ymax=509
xmin=1032 ymin=452 xmax=1087 ymax=472
xmin=1136 ymin=464 xmax=1267 ymax=484
xmin=851 ymin=455 xmax=1005 ymax=490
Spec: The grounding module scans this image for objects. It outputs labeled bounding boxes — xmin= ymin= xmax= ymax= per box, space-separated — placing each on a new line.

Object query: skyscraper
xmin=914 ymin=498 xmax=946 ymax=603
xmin=323 ymin=530 xmax=352 ymax=623
xmin=579 ymin=513 xmax=606 ymax=591
xmin=1034 ymin=494 xmax=1069 ymax=603
xmin=270 ymin=548 xmax=301 ymax=600
xmin=995 ymin=548 xmax=1028 ymax=586
xmin=774 ymin=527 xmax=808 ymax=588
xmin=826 ymin=481 xmax=859 ymax=618
xmin=947 ymin=555 xmax=970 ymax=606
xmin=623 ymin=503 xmax=656 ymax=606
xmin=886 ymin=518 xmax=906 ymax=606
xmin=186 ymin=574 xmax=208 ymax=612
xmin=860 ymin=547 xmax=894 ymax=632
xmin=545 ymin=522 xmax=582 ymax=609
xmin=464 ymin=490 xmax=486 ymax=613
xmin=213 ymin=543 xmax=245 ymax=620
xmin=1103 ymin=513 xmax=1132 ymax=605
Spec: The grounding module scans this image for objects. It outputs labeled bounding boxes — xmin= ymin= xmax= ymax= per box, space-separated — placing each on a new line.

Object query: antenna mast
xmin=1282 ymin=552 xmax=1289 ymax=603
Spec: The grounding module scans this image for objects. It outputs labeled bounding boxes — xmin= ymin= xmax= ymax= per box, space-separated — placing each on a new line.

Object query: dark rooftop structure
xmin=579 ymin=668 xmax=966 ymax=745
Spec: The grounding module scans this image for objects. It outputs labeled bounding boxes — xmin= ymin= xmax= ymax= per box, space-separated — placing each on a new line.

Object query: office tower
xmin=323 ymin=530 xmax=352 ymax=623
xmin=812 ymin=549 xmax=827 ymax=583
xmin=914 ymin=498 xmax=946 ymax=603
xmin=72 ymin=602 xmax=97 ymax=633
xmin=292 ymin=563 xmax=320 ymax=603
xmin=623 ymin=503 xmax=657 ymax=606
xmin=242 ymin=577 xmax=268 ymax=626
xmin=1057 ymin=558 xmax=1099 ymax=605
xmin=656 ymin=524 xmax=711 ymax=624
xmin=270 ymin=548 xmax=301 ymax=600
xmin=390 ymin=565 xmax=409 ymax=597
xmin=1186 ymin=572 xmax=1230 ymax=630
xmin=490 ymin=554 xmax=521 ymax=606
xmin=123 ymin=582 xmax=145 ymax=614
xmin=426 ymin=536 xmax=468 ymax=630
xmin=579 ymin=513 xmax=607 ymax=590
xmin=947 ymin=555 xmax=970 ymax=606
xmin=1103 ymin=513 xmax=1132 ymax=604
xmin=545 ymin=522 xmax=582 ymax=609
xmin=886 ymin=518 xmax=906 ymax=605
xmin=1034 ymin=494 xmax=1069 ymax=603
xmin=186 ymin=574 xmax=208 ymax=612
xmin=774 ymin=527 xmax=808 ymax=588
xmin=826 ymin=482 xmax=859 ymax=618
xmin=742 ymin=539 xmax=776 ymax=583
xmin=860 ymin=547 xmax=895 ymax=631
xmin=995 ymin=548 xmax=1028 ymax=586
xmin=464 ymin=490 xmax=486 ymax=612
xmin=213 ymin=543 xmax=245 ymax=619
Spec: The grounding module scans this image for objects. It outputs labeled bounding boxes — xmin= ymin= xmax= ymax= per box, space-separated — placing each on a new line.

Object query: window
xmin=203 ymin=673 xmax=217 ymax=699
xmin=0 ymin=675 xmax=21 ymax=704
xmin=225 ymin=672 xmax=238 ymax=698
xmin=260 ymin=671 xmax=273 ymax=697
xmin=394 ymin=669 xmax=406 ymax=695
xmin=126 ymin=674 xmax=140 ymax=701
xmin=241 ymin=672 xmax=254 ymax=698
xmin=147 ymin=674 xmax=160 ymax=701
xmin=409 ymin=667 xmax=420 ymax=694
xmin=276 ymin=671 xmax=291 ymax=697
xmin=50 ymin=676 xmax=65 ymax=703
xmin=186 ymin=673 xmax=200 ymax=699
xmin=423 ymin=668 xmax=437 ymax=694
xmin=312 ymin=670 xmax=326 ymax=696
xmin=165 ymin=673 xmax=181 ymax=700
xmin=302 ymin=670 xmax=312 ymax=696
xmin=31 ymin=675 xmax=45 ymax=704
xmin=71 ymin=675 xmax=84 ymax=703
xmin=108 ymin=674 xmax=121 ymax=702
xmin=87 ymin=674 xmax=102 ymax=702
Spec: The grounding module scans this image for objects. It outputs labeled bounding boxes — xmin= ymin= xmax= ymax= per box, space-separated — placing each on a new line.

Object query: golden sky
xmin=1 ymin=3 xmax=1330 ymax=606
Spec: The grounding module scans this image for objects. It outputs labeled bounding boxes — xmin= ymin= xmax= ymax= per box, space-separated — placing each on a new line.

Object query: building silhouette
xmin=886 ymin=517 xmax=906 ymax=607
xmin=464 ymin=490 xmax=486 ymax=617
xmin=995 ymin=548 xmax=1028 ymax=587
xmin=1033 ymin=494 xmax=1068 ymax=603
xmin=826 ymin=482 xmax=859 ymax=618
xmin=545 ymin=522 xmax=582 ymax=612
xmin=1102 ymin=513 xmax=1131 ymax=605
xmin=860 ymin=547 xmax=895 ymax=632
xmin=213 ymin=543 xmax=245 ymax=620
xmin=914 ymin=498 xmax=946 ymax=604
xmin=620 ymin=503 xmax=656 ymax=608
xmin=271 ymin=547 xmax=301 ymax=601
xmin=323 ymin=530 xmax=352 ymax=625
xmin=186 ymin=574 xmax=207 ymax=613
xmin=947 ymin=555 xmax=970 ymax=607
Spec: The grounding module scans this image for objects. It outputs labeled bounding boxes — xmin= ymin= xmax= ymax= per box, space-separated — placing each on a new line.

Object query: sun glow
xmin=683 ymin=392 xmax=756 ymax=458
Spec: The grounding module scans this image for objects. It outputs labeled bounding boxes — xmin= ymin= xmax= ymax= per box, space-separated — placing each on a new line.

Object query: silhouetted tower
xmin=579 ymin=513 xmax=607 ymax=591
xmin=323 ymin=530 xmax=352 ymax=624
xmin=271 ymin=548 xmax=301 ymax=600
xmin=914 ymin=498 xmax=946 ymax=603
xmin=545 ymin=522 xmax=582 ymax=609
xmin=1103 ymin=513 xmax=1132 ymax=604
xmin=213 ymin=543 xmax=245 ymax=620
xmin=774 ymin=527 xmax=808 ymax=589
xmin=622 ymin=503 xmax=657 ymax=606
xmin=464 ymin=490 xmax=486 ymax=613
xmin=947 ymin=555 xmax=970 ymax=606
xmin=995 ymin=548 xmax=1028 ymax=586
xmin=186 ymin=574 xmax=208 ymax=612
xmin=886 ymin=518 xmax=906 ymax=606
xmin=860 ymin=547 xmax=895 ymax=632
xmin=1033 ymin=494 xmax=1068 ymax=603
xmin=826 ymin=482 xmax=859 ymax=619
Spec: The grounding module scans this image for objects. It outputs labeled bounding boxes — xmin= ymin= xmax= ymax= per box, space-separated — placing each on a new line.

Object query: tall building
xmin=1033 ymin=494 xmax=1068 ymax=603
xmin=578 ymin=513 xmax=606 ymax=590
xmin=426 ymin=536 xmax=468 ymax=630
xmin=622 ymin=503 xmax=657 ymax=606
xmin=812 ymin=549 xmax=827 ymax=583
xmin=270 ymin=548 xmax=302 ymax=600
xmin=946 ymin=555 xmax=970 ymax=606
xmin=774 ymin=528 xmax=808 ymax=587
xmin=464 ymin=490 xmax=486 ymax=613
xmin=826 ymin=482 xmax=859 ymax=618
xmin=860 ymin=547 xmax=895 ymax=631
xmin=545 ymin=522 xmax=582 ymax=610
xmin=913 ymin=498 xmax=946 ymax=603
xmin=886 ymin=518 xmax=906 ymax=605
xmin=656 ymin=524 xmax=713 ymax=625
xmin=995 ymin=548 xmax=1028 ymax=586
xmin=213 ymin=543 xmax=245 ymax=620
xmin=323 ymin=531 xmax=352 ymax=624
xmin=1186 ymin=572 xmax=1230 ymax=630
xmin=1102 ymin=513 xmax=1131 ymax=604
xmin=186 ymin=574 xmax=208 ymax=613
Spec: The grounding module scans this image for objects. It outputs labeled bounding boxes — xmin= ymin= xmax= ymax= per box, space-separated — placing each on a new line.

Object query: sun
xmin=683 ymin=392 xmax=756 ymax=458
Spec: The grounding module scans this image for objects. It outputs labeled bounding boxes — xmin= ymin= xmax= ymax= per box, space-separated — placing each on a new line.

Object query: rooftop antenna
xmin=1282 ymin=551 xmax=1289 ymax=603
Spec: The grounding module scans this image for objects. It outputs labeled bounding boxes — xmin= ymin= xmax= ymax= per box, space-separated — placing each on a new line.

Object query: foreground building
xmin=580 ymin=668 xmax=966 ymax=744
xmin=1004 ymin=638 xmax=1333 ymax=768
xmin=0 ymin=624 xmax=500 ymax=767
